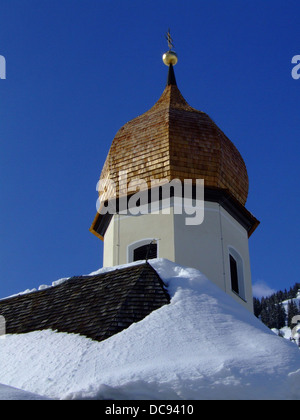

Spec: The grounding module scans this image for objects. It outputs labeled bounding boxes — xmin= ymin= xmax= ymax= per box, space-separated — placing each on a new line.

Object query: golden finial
xmin=162 ymin=29 xmax=178 ymax=66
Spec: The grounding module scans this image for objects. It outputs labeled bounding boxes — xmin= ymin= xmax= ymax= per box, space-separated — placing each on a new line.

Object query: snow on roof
xmin=0 ymin=259 xmax=300 ymax=400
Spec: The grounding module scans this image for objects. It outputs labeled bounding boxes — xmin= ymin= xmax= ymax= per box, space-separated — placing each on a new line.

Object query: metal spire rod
xmin=165 ymin=28 xmax=175 ymax=51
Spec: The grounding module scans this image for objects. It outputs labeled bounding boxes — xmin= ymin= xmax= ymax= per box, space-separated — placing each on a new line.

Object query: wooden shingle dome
xmin=98 ymin=65 xmax=249 ymax=207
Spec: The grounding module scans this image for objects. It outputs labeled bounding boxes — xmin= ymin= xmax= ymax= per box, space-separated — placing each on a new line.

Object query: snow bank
xmin=0 ymin=259 xmax=300 ymax=400
xmin=0 ymin=384 xmax=49 ymax=400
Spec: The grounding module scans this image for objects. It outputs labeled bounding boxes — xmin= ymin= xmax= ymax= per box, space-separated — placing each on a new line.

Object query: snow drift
xmin=0 ymin=259 xmax=300 ymax=400
xmin=0 ymin=384 xmax=49 ymax=400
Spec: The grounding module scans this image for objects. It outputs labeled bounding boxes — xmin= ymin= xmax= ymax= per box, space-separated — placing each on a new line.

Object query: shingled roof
xmin=93 ymin=79 xmax=249 ymax=208
xmin=0 ymin=263 xmax=170 ymax=342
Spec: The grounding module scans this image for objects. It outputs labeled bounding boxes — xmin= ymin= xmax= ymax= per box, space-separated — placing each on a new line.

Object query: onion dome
xmin=98 ymin=64 xmax=249 ymax=207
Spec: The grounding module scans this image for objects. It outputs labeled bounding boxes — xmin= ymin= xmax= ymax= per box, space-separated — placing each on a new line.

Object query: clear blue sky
xmin=0 ymin=0 xmax=299 ymax=299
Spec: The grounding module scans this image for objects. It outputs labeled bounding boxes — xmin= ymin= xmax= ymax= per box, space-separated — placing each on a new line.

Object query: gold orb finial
xmin=162 ymin=29 xmax=178 ymax=66
xmin=162 ymin=51 xmax=178 ymax=66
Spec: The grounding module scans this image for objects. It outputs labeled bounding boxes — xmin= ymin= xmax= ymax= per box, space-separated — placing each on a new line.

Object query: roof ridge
xmin=112 ymin=263 xmax=170 ymax=329
xmin=95 ymin=263 xmax=149 ymax=339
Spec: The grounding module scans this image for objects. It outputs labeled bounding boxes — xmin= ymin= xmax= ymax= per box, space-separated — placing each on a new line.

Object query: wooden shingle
xmin=0 ymin=263 xmax=170 ymax=342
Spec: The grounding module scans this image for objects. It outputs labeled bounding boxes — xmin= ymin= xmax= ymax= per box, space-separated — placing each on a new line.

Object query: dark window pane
xmin=133 ymin=243 xmax=157 ymax=262
xmin=230 ymin=255 xmax=239 ymax=295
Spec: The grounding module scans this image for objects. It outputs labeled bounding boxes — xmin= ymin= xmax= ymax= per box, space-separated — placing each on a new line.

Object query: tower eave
xmin=90 ymin=187 xmax=259 ymax=240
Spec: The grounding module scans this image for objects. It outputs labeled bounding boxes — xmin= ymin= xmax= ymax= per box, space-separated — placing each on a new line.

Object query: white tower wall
xmin=103 ymin=200 xmax=253 ymax=312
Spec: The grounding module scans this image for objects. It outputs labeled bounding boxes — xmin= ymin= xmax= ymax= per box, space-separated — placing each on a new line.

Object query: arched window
xmin=133 ymin=243 xmax=157 ymax=262
xmin=229 ymin=248 xmax=246 ymax=301
xmin=128 ymin=239 xmax=158 ymax=263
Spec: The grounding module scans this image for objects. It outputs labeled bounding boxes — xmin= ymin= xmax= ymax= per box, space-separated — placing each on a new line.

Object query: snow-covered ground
xmin=0 ymin=384 xmax=49 ymax=400
xmin=1 ymin=259 xmax=300 ymax=400
xmin=282 ymin=291 xmax=300 ymax=311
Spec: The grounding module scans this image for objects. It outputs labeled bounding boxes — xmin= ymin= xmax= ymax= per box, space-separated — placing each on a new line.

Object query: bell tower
xmin=90 ymin=32 xmax=259 ymax=312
